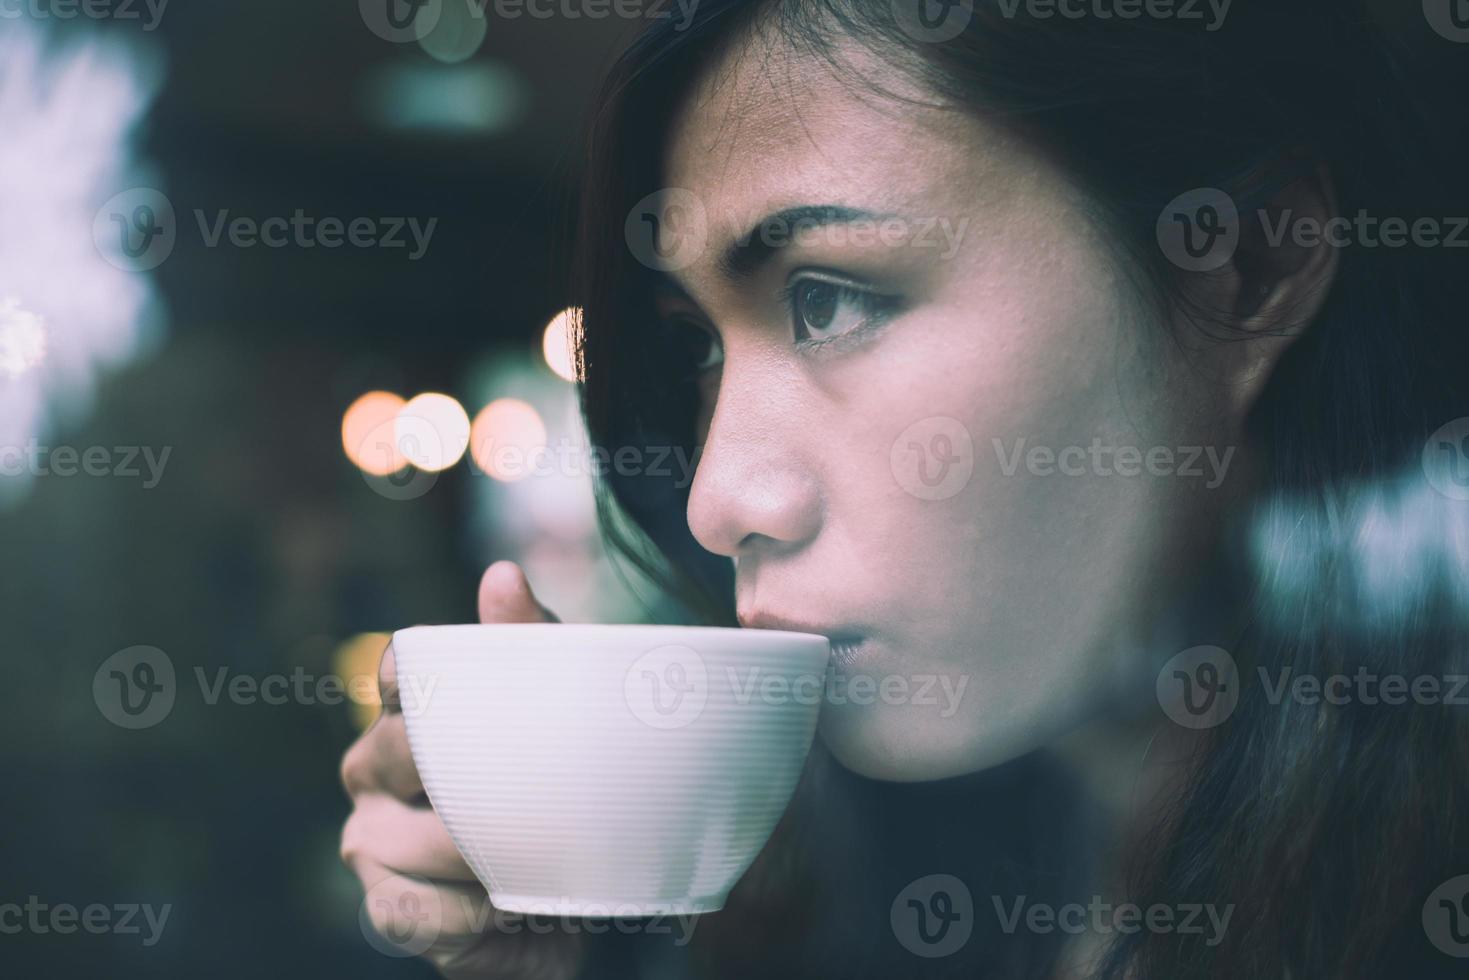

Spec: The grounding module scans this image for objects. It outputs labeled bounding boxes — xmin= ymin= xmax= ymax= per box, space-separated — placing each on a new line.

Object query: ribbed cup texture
xmin=394 ymin=624 xmax=830 ymax=916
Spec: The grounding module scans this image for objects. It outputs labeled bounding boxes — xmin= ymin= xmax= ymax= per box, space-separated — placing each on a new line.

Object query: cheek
xmin=817 ymin=240 xmax=1217 ymax=774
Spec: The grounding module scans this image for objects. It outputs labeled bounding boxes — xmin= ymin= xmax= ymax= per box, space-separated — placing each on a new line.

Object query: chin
xmin=816 ymin=701 xmax=1031 ymax=782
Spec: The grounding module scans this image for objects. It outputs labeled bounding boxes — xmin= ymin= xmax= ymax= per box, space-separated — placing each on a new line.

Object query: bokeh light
xmin=541 ymin=307 xmax=581 ymax=382
xmin=341 ymin=390 xmax=407 ymax=476
xmin=330 ymin=632 xmax=390 ymax=732
xmin=470 ymin=397 xmax=547 ymax=482
xmin=0 ymin=297 xmax=47 ymax=379
xmin=417 ymin=0 xmax=488 ymax=64
xmin=398 ymin=392 xmax=471 ymax=473
xmin=0 ymin=21 xmax=164 ymax=479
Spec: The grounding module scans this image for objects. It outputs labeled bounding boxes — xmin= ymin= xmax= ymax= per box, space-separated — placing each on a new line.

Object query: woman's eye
xmin=788 ymin=277 xmax=894 ymax=346
xmin=666 ymin=318 xmax=723 ymax=374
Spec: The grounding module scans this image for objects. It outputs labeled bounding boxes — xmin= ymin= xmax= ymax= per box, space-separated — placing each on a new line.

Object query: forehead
xmin=661 ymin=28 xmax=1023 ymax=241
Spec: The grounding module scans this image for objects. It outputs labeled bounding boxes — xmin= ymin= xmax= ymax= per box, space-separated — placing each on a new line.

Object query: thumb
xmin=477 ymin=560 xmax=561 ymax=624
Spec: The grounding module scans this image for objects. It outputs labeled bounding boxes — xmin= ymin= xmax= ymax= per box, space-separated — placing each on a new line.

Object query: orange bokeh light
xmin=470 ymin=397 xmax=547 ymax=482
xmin=342 ymin=391 xmax=407 ymax=476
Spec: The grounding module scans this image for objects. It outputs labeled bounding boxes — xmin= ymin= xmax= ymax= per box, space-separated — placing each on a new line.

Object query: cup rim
xmin=393 ymin=622 xmax=831 ymax=648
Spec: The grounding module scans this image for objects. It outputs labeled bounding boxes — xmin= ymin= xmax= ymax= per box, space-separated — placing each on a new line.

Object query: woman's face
xmin=655 ymin=30 xmax=1251 ymax=780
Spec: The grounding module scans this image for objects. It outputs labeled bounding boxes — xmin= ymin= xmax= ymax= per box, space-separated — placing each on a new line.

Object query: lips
xmin=738 ymin=609 xmax=868 ymax=663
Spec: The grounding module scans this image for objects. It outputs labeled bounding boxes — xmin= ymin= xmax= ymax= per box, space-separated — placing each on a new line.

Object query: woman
xmin=341 ymin=0 xmax=1469 ymax=976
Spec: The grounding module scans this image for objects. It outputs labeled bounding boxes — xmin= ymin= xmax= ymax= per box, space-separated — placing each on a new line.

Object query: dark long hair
xmin=570 ymin=1 xmax=1469 ymax=976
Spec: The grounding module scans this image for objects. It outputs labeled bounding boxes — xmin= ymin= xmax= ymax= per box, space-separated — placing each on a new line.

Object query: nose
xmin=686 ymin=361 xmax=823 ymax=559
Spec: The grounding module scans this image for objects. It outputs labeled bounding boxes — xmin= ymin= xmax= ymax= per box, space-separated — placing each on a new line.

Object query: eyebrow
xmin=717 ymin=204 xmax=899 ymax=282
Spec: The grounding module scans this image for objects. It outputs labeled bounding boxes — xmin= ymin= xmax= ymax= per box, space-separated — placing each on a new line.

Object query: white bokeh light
xmin=0 ymin=297 xmax=48 ymax=379
xmin=541 ymin=307 xmax=581 ymax=383
xmin=0 ymin=21 xmax=166 ymax=493
xmin=397 ymin=392 xmax=471 ymax=473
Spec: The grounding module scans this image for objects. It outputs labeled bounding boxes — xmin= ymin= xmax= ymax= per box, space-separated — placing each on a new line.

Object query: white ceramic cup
xmin=392 ymin=623 xmax=831 ymax=917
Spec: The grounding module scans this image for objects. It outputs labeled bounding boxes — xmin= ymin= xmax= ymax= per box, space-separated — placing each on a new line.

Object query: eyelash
xmin=778 ymin=273 xmax=900 ymax=354
xmin=660 ymin=273 xmax=901 ymax=375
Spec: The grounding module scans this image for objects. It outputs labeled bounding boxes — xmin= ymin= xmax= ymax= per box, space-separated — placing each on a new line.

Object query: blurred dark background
xmin=1 ymin=0 xmax=1462 ymax=976
xmin=0 ymin=3 xmax=649 ymax=975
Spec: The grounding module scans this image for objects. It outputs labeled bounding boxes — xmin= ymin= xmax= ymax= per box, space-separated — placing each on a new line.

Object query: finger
xmin=477 ymin=561 xmax=561 ymax=625
xmin=342 ymin=795 xmax=479 ymax=882
xmin=376 ymin=639 xmax=399 ymax=712
xmin=341 ymin=711 xmax=424 ymax=802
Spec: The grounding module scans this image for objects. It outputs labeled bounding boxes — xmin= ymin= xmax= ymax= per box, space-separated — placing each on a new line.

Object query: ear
xmin=1177 ymin=163 xmax=1341 ymax=422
